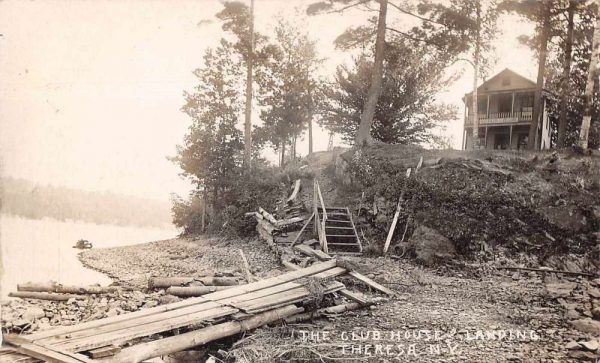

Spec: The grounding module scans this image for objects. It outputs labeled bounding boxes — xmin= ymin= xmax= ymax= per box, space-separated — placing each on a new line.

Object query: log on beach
xmin=9 ymin=291 xmax=85 ymax=301
xmin=166 ymin=286 xmax=232 ymax=297
xmin=197 ymin=277 xmax=240 ymax=286
xmin=17 ymin=282 xmax=120 ymax=295
xmin=99 ymin=305 xmax=304 ymax=363
xmin=148 ymin=277 xmax=196 ymax=289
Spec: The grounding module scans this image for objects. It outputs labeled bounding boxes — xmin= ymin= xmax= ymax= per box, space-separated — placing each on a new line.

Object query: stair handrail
xmin=313 ymin=179 xmax=329 ymax=254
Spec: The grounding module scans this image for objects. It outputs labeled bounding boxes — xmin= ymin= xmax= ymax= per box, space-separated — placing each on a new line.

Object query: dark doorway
xmin=494 ymin=133 xmax=510 ymax=150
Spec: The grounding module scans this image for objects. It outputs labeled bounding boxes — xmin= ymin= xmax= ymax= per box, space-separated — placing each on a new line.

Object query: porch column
xmin=509 ymin=125 xmax=513 ymax=149
xmin=485 ymin=126 xmax=488 ymax=148
xmin=486 ymin=94 xmax=490 ymax=118
xmin=511 ymin=92 xmax=515 ymax=117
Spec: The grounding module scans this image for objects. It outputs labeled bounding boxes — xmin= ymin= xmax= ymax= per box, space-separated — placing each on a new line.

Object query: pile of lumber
xmin=2 ymin=259 xmax=390 ymax=362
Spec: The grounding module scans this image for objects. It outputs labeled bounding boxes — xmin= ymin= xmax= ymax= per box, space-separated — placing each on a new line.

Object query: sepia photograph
xmin=1 ymin=0 xmax=599 ymax=361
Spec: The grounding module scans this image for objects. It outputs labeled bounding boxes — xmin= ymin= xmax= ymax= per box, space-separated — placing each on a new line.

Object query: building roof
xmin=463 ymin=68 xmax=550 ymax=100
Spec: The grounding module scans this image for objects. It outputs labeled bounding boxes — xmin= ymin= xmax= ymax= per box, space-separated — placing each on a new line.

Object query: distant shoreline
xmin=0 ymin=212 xmax=176 ymax=231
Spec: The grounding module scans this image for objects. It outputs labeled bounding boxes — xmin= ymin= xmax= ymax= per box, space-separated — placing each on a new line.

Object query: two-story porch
xmin=462 ymin=69 xmax=552 ymax=150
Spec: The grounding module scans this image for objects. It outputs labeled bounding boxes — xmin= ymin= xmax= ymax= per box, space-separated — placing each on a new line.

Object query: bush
xmin=172 ymin=161 xmax=313 ymax=237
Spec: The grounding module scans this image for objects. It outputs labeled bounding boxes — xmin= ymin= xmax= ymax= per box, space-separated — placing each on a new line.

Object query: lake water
xmin=0 ymin=215 xmax=179 ymax=298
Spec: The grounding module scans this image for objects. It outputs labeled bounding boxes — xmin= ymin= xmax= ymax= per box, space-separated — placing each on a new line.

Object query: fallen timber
xmin=17 ymin=283 xmax=121 ymax=295
xmin=2 ymin=259 xmax=379 ymax=362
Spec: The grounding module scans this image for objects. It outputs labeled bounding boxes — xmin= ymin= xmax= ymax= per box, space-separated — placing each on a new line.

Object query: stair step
xmin=326 ymin=242 xmax=360 ymax=246
xmin=324 ymin=213 xmax=349 ymax=217
xmin=326 ymin=234 xmax=358 ymax=238
xmin=318 ymin=207 xmax=347 ymax=211
xmin=325 ymin=226 xmax=354 ymax=230
xmin=326 ymin=219 xmax=352 ymax=224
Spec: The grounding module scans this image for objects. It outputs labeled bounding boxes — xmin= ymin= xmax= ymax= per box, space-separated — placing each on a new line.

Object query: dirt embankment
xmin=331 ymin=145 xmax=600 ymax=271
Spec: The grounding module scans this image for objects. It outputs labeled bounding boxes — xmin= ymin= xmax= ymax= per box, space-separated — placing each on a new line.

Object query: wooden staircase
xmin=318 ymin=206 xmax=362 ymax=254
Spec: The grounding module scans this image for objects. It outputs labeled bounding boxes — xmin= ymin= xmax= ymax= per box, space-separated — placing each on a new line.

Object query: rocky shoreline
xmin=1 ymin=236 xmax=281 ymax=336
xmin=2 ymin=236 xmax=599 ymax=361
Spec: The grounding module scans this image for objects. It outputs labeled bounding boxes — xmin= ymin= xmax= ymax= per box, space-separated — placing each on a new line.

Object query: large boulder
xmin=408 ymin=225 xmax=456 ymax=265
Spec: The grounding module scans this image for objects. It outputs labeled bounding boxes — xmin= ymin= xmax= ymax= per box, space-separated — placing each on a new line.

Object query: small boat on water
xmin=73 ymin=239 xmax=93 ymax=249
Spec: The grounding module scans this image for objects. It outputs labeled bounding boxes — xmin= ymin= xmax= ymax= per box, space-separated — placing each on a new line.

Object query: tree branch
xmin=388 ymin=1 xmax=448 ymax=27
xmin=322 ymin=0 xmax=372 ymax=14
xmin=385 ymin=27 xmax=446 ymax=50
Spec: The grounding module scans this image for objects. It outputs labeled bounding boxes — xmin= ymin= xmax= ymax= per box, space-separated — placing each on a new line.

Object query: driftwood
xmin=238 ymin=249 xmax=254 ymax=283
xmin=497 ymin=266 xmax=596 ymax=277
xmin=258 ymin=207 xmax=278 ymax=225
xmin=197 ymin=277 xmax=239 ymax=286
xmin=148 ymin=277 xmax=195 ymax=289
xmin=166 ymin=286 xmax=232 ymax=297
xmin=99 ymin=305 xmax=304 ymax=363
xmin=290 ymin=212 xmax=315 ymax=247
xmin=286 ymin=179 xmax=301 ymax=204
xmin=383 ymin=168 xmax=411 ymax=254
xmin=284 ymin=302 xmax=363 ymax=324
xmin=17 ymin=282 xmax=120 ymax=295
xmin=9 ymin=291 xmax=84 ymax=301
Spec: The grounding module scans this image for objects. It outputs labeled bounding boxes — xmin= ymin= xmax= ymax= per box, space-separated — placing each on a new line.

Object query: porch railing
xmin=465 ymin=110 xmax=533 ymax=125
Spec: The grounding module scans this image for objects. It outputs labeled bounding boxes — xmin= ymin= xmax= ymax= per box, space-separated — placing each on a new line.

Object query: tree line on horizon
xmin=1 ymin=177 xmax=172 ymax=228
xmin=171 ymin=0 xmax=600 ymax=236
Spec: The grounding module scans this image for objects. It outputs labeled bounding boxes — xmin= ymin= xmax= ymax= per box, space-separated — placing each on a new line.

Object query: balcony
xmin=465 ymin=111 xmax=533 ymax=126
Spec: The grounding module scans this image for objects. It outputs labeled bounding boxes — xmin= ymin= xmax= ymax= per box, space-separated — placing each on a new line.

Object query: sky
xmin=0 ymin=0 xmax=536 ymax=204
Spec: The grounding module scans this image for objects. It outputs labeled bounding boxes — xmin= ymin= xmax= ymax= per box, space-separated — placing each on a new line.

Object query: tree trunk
xmin=243 ymin=0 xmax=255 ymax=167
xmin=308 ymin=117 xmax=313 ymax=154
xmin=528 ymin=0 xmax=551 ymax=150
xmin=579 ymin=12 xmax=600 ymax=149
xmin=201 ymin=189 xmax=207 ymax=232
xmin=281 ymin=142 xmax=286 ymax=167
xmin=292 ymin=134 xmax=297 ymax=160
xmin=354 ymin=0 xmax=387 ymax=146
xmin=471 ymin=1 xmax=481 ymax=149
xmin=558 ymin=1 xmax=575 ymax=148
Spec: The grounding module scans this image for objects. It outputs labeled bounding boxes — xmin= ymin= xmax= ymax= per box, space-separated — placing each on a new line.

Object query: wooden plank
xmin=46 ymin=278 xmax=319 ymax=346
xmin=294 ymin=244 xmax=332 ymax=260
xmin=28 ymin=260 xmax=337 ymax=342
xmin=290 ymin=212 xmax=314 ymax=247
xmin=88 ymin=345 xmax=121 ymax=359
xmin=338 ymin=289 xmax=371 ymax=305
xmin=295 ymin=248 xmax=394 ymax=296
xmin=4 ymin=335 xmax=92 ymax=363
xmin=98 ymin=305 xmax=303 ymax=363
xmin=383 ymin=168 xmax=411 ymax=254
xmin=238 ymin=249 xmax=254 ymax=283
xmin=236 ymin=282 xmax=345 ymax=313
xmin=201 ymin=259 xmax=337 ymax=301
xmin=45 ymin=281 xmax=307 ymax=346
xmin=347 ymin=271 xmax=395 ymax=296
xmin=54 ymin=306 xmax=239 ymax=352
xmin=347 ymin=208 xmax=363 ymax=252
xmin=26 ymin=296 xmax=214 ymax=341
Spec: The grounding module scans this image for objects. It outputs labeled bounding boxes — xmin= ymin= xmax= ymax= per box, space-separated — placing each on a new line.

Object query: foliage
xmin=319 ymin=38 xmax=457 ymax=144
xmin=413 ymin=0 xmax=501 ymax=78
xmin=254 ymin=18 xmax=322 ymax=162
xmin=173 ymin=42 xmax=244 ymax=195
xmin=538 ymin=2 xmax=600 ymax=148
xmin=171 ymin=192 xmax=204 ymax=235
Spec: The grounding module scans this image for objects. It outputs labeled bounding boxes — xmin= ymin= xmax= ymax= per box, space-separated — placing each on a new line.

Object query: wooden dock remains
xmin=1 ymin=259 xmax=381 ymax=362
